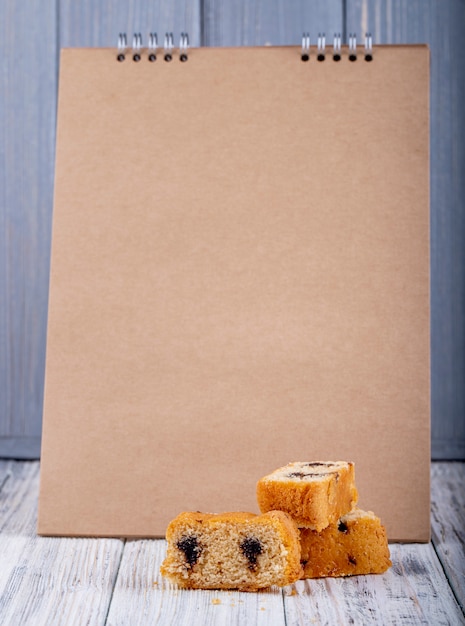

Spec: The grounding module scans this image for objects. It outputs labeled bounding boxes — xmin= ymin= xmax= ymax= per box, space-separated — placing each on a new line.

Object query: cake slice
xmin=300 ymin=508 xmax=391 ymax=578
xmin=256 ymin=461 xmax=358 ymax=530
xmin=160 ymin=510 xmax=302 ymax=591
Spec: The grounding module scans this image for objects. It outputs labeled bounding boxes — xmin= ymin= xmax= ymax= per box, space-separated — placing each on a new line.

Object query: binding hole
xmin=133 ymin=54 xmax=141 ymax=62
xmin=333 ymin=54 xmax=341 ymax=62
xmin=180 ymin=53 xmax=188 ymax=62
xmin=349 ymin=54 xmax=357 ymax=62
xmin=365 ymin=54 xmax=373 ymax=62
xmin=317 ymin=54 xmax=325 ymax=62
xmin=148 ymin=53 xmax=156 ymax=62
xmin=164 ymin=53 xmax=172 ymax=62
xmin=301 ymin=53 xmax=309 ymax=62
xmin=117 ymin=54 xmax=125 ymax=62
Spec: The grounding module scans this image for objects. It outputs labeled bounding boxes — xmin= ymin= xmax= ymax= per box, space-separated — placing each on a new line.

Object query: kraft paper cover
xmin=39 ymin=45 xmax=430 ymax=541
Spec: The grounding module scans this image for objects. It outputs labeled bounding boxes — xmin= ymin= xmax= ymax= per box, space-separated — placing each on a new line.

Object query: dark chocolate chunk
xmin=348 ymin=555 xmax=357 ymax=565
xmin=240 ymin=537 xmax=263 ymax=570
xmin=338 ymin=521 xmax=349 ymax=533
xmin=177 ymin=535 xmax=202 ymax=567
xmin=288 ymin=472 xmax=307 ymax=479
xmin=288 ymin=471 xmax=332 ymax=479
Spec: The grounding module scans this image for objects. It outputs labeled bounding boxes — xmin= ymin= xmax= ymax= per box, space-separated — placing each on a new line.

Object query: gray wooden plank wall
xmin=347 ymin=0 xmax=465 ymax=464
xmin=1 ymin=0 xmax=464 ymax=459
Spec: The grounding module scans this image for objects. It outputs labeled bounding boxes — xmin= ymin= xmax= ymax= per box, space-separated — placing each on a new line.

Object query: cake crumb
xmin=211 ymin=598 xmax=221 ymax=605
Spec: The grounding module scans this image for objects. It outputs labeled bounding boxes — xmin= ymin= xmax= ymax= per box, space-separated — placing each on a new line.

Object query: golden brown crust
xmin=256 ymin=461 xmax=358 ymax=531
xmin=264 ymin=510 xmax=303 ymax=585
xmin=160 ymin=510 xmax=302 ymax=591
xmin=299 ymin=508 xmax=391 ymax=578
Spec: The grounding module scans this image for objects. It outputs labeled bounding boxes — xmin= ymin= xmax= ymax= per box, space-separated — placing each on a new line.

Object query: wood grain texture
xmin=0 ymin=461 xmax=124 ymax=626
xmin=347 ymin=1 xmax=465 ymax=461
xmin=431 ymin=462 xmax=465 ymax=612
xmin=59 ymin=0 xmax=201 ymax=48
xmin=3 ymin=1 xmax=462 ymax=462
xmin=106 ymin=540 xmax=286 ymax=625
xmin=0 ymin=1 xmax=202 ymax=460
xmin=204 ymin=0 xmax=343 ymax=46
xmin=284 ymin=543 xmax=464 ymax=624
xmin=0 ymin=461 xmax=464 ymax=624
xmin=0 ymin=0 xmax=57 ymax=458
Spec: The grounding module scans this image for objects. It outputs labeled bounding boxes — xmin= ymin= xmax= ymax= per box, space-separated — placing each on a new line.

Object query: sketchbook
xmin=38 ymin=35 xmax=430 ymax=541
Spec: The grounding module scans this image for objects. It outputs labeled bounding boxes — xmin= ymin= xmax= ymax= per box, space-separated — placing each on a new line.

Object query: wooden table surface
xmin=0 ymin=461 xmax=463 ymax=625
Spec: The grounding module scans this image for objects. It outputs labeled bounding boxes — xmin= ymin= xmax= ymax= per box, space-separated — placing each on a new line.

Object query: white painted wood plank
xmin=431 ymin=462 xmax=465 ymax=612
xmin=347 ymin=0 xmax=465 ymax=460
xmin=0 ymin=0 xmax=57 ymax=459
xmin=284 ymin=543 xmax=464 ymax=625
xmin=106 ymin=539 xmax=286 ymax=625
xmin=204 ymin=0 xmax=343 ymax=46
xmin=0 ymin=460 xmax=13 ymax=493
xmin=0 ymin=461 xmax=464 ymax=623
xmin=0 ymin=461 xmax=124 ymax=626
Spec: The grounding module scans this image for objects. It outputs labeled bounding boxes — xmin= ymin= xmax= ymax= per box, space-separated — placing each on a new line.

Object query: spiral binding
xmin=333 ymin=33 xmax=342 ymax=61
xmin=317 ymin=33 xmax=326 ymax=61
xmin=179 ymin=33 xmax=189 ymax=62
xmin=301 ymin=33 xmax=310 ymax=61
xmin=116 ymin=32 xmax=189 ymax=62
xmin=117 ymin=33 xmax=127 ymax=62
xmin=349 ymin=34 xmax=357 ymax=61
xmin=116 ymin=32 xmax=372 ymax=63
xmin=132 ymin=33 xmax=142 ymax=62
xmin=163 ymin=32 xmax=174 ymax=61
xmin=300 ymin=32 xmax=374 ymax=61
xmin=148 ymin=33 xmax=158 ymax=62
xmin=364 ymin=33 xmax=373 ymax=62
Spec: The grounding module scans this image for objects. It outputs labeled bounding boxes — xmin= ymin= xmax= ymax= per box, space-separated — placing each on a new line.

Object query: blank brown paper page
xmin=39 ymin=45 xmax=430 ymax=541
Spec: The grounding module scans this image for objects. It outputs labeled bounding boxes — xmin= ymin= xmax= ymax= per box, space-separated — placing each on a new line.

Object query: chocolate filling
xmin=288 ymin=471 xmax=336 ymax=479
xmin=177 ymin=535 xmax=202 ymax=567
xmin=240 ymin=537 xmax=263 ymax=570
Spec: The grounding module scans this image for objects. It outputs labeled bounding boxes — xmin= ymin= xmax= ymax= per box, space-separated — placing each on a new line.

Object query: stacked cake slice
xmin=160 ymin=510 xmax=302 ymax=590
xmin=256 ymin=461 xmax=391 ymax=578
xmin=160 ymin=460 xmax=391 ymax=590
